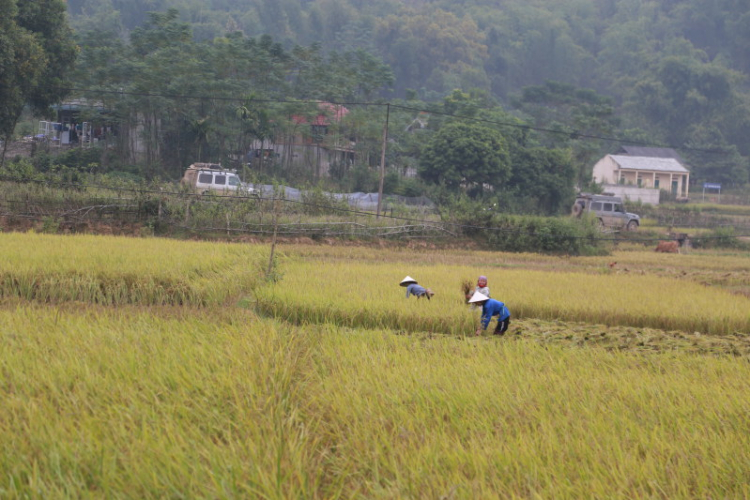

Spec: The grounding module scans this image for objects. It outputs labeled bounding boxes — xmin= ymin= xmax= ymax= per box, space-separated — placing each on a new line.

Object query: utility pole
xmin=376 ymin=104 xmax=390 ymax=218
xmin=267 ymin=194 xmax=280 ymax=279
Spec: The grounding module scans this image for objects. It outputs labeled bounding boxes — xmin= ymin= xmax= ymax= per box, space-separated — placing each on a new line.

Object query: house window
xmin=255 ymin=149 xmax=274 ymax=158
xmin=311 ymin=125 xmax=327 ymax=137
xmin=637 ymin=175 xmax=643 ymax=187
xmin=654 ymin=179 xmax=660 ymax=189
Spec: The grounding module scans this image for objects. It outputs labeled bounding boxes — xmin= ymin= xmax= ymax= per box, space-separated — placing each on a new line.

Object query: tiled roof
xmin=610 ymin=155 xmax=689 ymax=173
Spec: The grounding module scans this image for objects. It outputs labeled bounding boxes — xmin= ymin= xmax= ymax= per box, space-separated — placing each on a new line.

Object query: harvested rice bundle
xmin=461 ymin=279 xmax=474 ymax=303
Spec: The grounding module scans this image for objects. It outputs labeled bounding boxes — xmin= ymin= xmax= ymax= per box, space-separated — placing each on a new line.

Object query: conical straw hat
xmin=468 ymin=291 xmax=490 ymax=303
xmin=400 ymin=276 xmax=417 ymax=286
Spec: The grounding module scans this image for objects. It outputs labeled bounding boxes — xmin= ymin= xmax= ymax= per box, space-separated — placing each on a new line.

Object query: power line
xmin=51 ymin=86 xmax=386 ymax=107
xmin=48 ymin=86 xmax=728 ymax=156
xmin=389 ymin=104 xmax=728 ymax=156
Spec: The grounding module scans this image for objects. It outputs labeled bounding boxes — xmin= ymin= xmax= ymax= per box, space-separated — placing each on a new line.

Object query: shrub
xmin=2 ymin=158 xmax=42 ymax=181
xmin=300 ymin=184 xmax=350 ymax=216
xmin=692 ymin=227 xmax=749 ymax=250
xmin=483 ymin=214 xmax=606 ymax=255
xmin=441 ymin=196 xmax=606 ymax=255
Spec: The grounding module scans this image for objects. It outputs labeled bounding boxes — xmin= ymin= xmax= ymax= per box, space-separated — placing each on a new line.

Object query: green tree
xmin=505 ymin=146 xmax=577 ymax=215
xmin=419 ymin=121 xmax=510 ymax=195
xmin=288 ymin=44 xmax=392 ymax=101
xmin=684 ymin=126 xmax=749 ymax=187
xmin=374 ymin=9 xmax=488 ymax=96
xmin=476 ymin=4 xmax=596 ymax=97
xmin=236 ymin=96 xmax=276 ymax=176
xmin=0 ymin=0 xmax=77 ymax=165
xmin=511 ymin=80 xmax=618 ymax=187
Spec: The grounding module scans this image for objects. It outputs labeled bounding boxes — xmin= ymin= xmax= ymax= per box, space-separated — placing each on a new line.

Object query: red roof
xmin=292 ymin=102 xmax=349 ymax=126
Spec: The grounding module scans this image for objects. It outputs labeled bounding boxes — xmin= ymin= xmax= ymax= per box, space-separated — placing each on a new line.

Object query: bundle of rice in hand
xmin=461 ymin=279 xmax=474 ymax=303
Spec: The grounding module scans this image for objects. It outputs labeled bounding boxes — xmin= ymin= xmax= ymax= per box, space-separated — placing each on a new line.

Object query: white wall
xmin=592 ymin=155 xmax=618 ymax=184
xmin=601 ymin=184 xmax=660 ymax=205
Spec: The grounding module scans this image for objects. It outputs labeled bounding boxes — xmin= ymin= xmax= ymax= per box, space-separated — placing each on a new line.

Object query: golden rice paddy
xmin=1 ymin=232 xmax=749 ymax=498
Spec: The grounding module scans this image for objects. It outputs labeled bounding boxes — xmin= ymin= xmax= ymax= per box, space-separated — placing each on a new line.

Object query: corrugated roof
xmin=52 ymin=98 xmax=106 ymax=111
xmin=610 ymin=155 xmax=689 ymax=173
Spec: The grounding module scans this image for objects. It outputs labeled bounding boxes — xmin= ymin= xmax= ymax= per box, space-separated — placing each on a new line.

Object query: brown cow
xmin=655 ymin=241 xmax=679 ymax=253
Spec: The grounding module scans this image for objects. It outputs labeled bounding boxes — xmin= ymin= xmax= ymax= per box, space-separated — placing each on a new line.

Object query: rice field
xmin=2 ymin=232 xmax=750 ymax=498
xmin=255 ymin=259 xmax=750 ymax=335
xmin=0 ymin=232 xmax=267 ymax=305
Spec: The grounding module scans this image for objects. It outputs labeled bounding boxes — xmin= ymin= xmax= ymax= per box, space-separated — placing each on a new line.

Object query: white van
xmin=181 ymin=163 xmax=253 ymax=194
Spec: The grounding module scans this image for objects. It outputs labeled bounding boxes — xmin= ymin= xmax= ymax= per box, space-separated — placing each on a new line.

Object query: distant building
xmin=592 ymin=148 xmax=690 ymax=201
xmin=405 ymin=112 xmax=430 ymax=132
xmin=250 ymin=102 xmax=354 ymax=178
xmin=44 ymin=99 xmax=116 ymax=149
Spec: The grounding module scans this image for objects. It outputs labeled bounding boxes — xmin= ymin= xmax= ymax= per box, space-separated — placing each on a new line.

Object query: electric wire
xmin=46 ymin=86 xmax=729 ymax=156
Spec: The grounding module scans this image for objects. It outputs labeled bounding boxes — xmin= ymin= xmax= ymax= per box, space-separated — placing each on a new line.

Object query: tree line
xmin=2 ymin=0 xmax=749 ymax=220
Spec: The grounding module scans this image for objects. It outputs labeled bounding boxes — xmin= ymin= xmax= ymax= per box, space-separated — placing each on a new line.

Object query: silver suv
xmin=572 ymin=193 xmax=640 ymax=231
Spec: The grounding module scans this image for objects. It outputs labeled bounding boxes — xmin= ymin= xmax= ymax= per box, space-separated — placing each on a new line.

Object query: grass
xmin=308 ymin=326 xmax=750 ymax=498
xmin=1 ymin=305 xmax=749 ymax=498
xmin=2 ymin=233 xmax=750 ymax=498
xmin=662 ymin=202 xmax=750 ymax=215
xmin=270 ymin=242 xmax=750 ymax=276
xmin=0 ymin=305 xmax=328 ymax=498
xmin=255 ymin=258 xmax=750 ymax=335
xmin=0 ymin=232 xmax=267 ymax=305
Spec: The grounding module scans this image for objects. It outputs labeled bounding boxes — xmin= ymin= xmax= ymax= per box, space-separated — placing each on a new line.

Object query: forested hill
xmin=65 ymin=0 xmax=750 ymax=185
xmin=68 ymin=0 xmax=750 ymax=96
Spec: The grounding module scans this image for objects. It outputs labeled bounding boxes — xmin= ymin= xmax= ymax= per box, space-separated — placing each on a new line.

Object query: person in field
xmin=400 ymin=276 xmax=434 ymax=300
xmin=475 ymin=275 xmax=490 ymax=298
xmin=466 ymin=275 xmax=490 ymax=304
xmin=468 ymin=291 xmax=510 ymax=335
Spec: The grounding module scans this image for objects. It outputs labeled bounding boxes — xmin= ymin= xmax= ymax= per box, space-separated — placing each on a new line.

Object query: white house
xmin=592 ymin=154 xmax=690 ymax=200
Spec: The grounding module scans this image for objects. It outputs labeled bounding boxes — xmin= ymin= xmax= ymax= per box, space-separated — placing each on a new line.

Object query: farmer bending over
xmin=400 ymin=276 xmax=434 ymax=300
xmin=468 ymin=291 xmax=510 ymax=335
